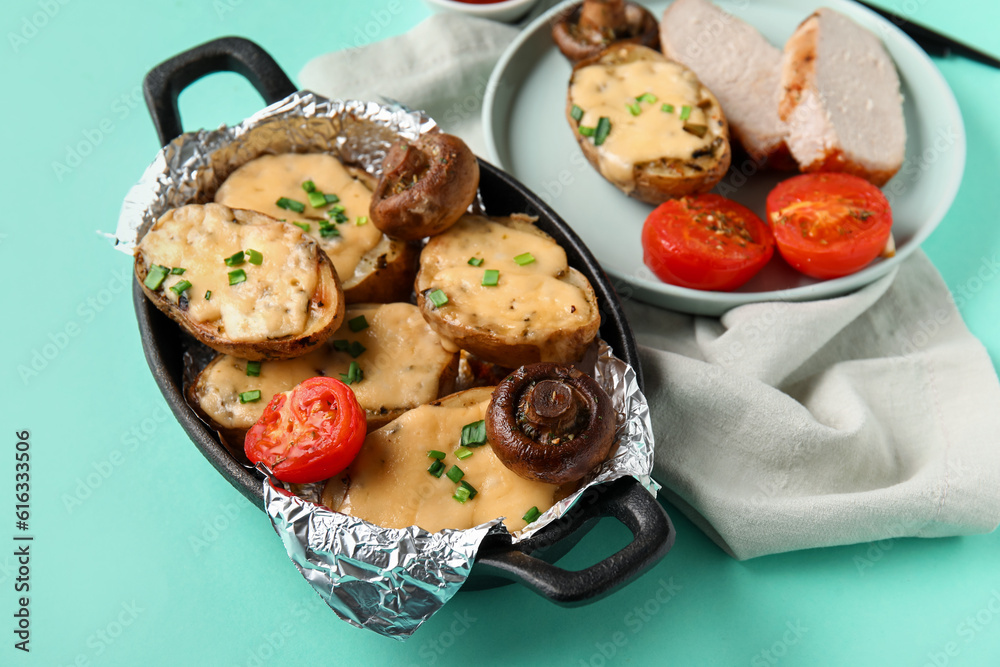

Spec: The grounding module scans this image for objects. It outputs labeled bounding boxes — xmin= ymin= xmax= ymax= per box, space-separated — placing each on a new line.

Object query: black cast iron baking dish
xmin=135 ymin=37 xmax=673 ymax=606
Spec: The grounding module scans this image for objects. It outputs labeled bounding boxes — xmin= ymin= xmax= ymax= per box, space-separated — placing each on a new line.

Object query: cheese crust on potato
xmin=567 ymin=43 xmax=731 ymax=203
xmin=322 ymin=387 xmax=560 ymax=533
xmin=215 ymin=153 xmax=418 ymax=303
xmin=188 ymin=302 xmax=460 ymax=444
xmin=415 ymin=214 xmax=601 ymax=368
xmin=135 ymin=203 xmax=344 ymax=361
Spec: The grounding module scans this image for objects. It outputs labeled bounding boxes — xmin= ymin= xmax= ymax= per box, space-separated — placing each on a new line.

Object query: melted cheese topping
xmin=139 ymin=204 xmax=318 ymax=341
xmin=215 ymin=153 xmax=382 ymax=283
xmin=418 ymin=216 xmax=594 ymax=350
xmin=570 ymin=59 xmax=714 ymax=187
xmin=328 ymin=387 xmax=557 ymax=532
xmin=195 ymin=303 xmax=455 ymax=430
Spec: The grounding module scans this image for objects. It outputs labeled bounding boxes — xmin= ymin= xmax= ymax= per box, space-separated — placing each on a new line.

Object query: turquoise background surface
xmin=2 ymin=0 xmax=998 ymax=665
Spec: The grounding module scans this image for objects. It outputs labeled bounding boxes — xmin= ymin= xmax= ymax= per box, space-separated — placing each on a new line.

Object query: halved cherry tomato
xmin=642 ymin=194 xmax=775 ymax=291
xmin=766 ymin=173 xmax=892 ymax=280
xmin=244 ymin=377 xmax=366 ymax=483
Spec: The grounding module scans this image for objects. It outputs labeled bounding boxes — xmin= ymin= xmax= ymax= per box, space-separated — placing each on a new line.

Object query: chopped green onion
xmin=427 ymin=450 xmax=446 ymax=460
xmin=446 ymin=465 xmax=464 ymax=483
xmin=170 ymin=267 xmax=186 ymax=275
xmin=522 ymin=506 xmax=541 ymax=523
xmin=246 ymin=361 xmax=261 ymax=377
xmin=355 ymin=216 xmax=368 ymax=226
xmin=578 ymin=125 xmax=595 ymax=137
xmin=461 ymin=420 xmax=487 ymax=447
xmin=594 ymin=116 xmax=611 ymax=146
xmin=301 ymin=180 xmax=316 ymax=193
xmin=324 ymin=194 xmax=340 ymax=204
xmin=143 ymin=264 xmax=169 ymax=290
xmin=459 ymin=480 xmax=478 ymax=499
xmin=204 ymin=290 xmax=212 ymax=300
xmin=239 ymin=390 xmax=261 ymax=404
xmin=468 ymin=257 xmax=484 ymax=267
xmin=427 ymin=289 xmax=448 ymax=308
xmin=276 ymin=197 xmax=305 ymax=213
xmin=455 ymin=446 xmax=473 ymax=460
xmin=513 ymin=252 xmax=535 ymax=266
xmin=679 ymin=105 xmax=692 ymax=121
xmin=307 ymin=191 xmax=327 ymax=208
xmin=661 ymin=103 xmax=675 ymax=113
xmin=293 ymin=222 xmax=311 ymax=233
xmin=339 ymin=361 xmax=363 ymax=385
xmin=481 ymin=269 xmax=499 ymax=287
xmin=224 ymin=251 xmax=245 ymax=267
xmin=334 ymin=341 xmax=362 ymax=358
xmin=228 ymin=269 xmax=247 ymax=285
xmin=428 ymin=460 xmax=445 ymax=477
xmin=570 ymin=104 xmax=584 ymax=122
xmin=626 ymin=101 xmax=641 ymax=116
xmin=247 ymin=249 xmax=263 ymax=265
xmin=169 ymin=279 xmax=192 ymax=296
xmin=636 ymin=92 xmax=658 ymax=104
xmin=320 ymin=225 xmax=340 ymax=238
xmin=453 ymin=486 xmax=471 ymax=503
xmin=330 ymin=204 xmax=346 ymax=214
xmin=348 ymin=315 xmax=369 ymax=332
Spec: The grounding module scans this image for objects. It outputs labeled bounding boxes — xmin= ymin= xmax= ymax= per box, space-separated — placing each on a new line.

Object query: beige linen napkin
xmin=299 ymin=13 xmax=1000 ymax=560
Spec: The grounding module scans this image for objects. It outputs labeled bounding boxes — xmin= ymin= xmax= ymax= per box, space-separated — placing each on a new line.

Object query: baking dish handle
xmin=475 ymin=477 xmax=674 ymax=606
xmin=144 ymin=36 xmax=297 ymax=147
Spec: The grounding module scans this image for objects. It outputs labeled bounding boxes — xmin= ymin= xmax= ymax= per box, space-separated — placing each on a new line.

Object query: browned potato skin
xmin=186 ymin=351 xmax=459 ymax=446
xmin=415 ymin=216 xmax=601 ymax=368
xmin=567 ymin=44 xmax=732 ymax=204
xmin=336 ymin=166 xmax=421 ymax=303
xmin=134 ymin=208 xmax=345 ymax=362
xmin=343 ymin=237 xmax=420 ymax=304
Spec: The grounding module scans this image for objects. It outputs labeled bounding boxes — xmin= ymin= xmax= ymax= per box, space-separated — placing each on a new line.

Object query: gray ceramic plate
xmin=484 ymin=0 xmax=966 ymax=315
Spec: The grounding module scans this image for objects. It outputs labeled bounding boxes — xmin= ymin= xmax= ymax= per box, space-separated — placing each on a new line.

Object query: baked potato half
xmin=567 ymin=43 xmax=731 ymax=203
xmin=135 ymin=203 xmax=344 ymax=361
xmin=321 ymin=386 xmax=561 ymax=533
xmin=187 ymin=302 xmax=460 ymax=445
xmin=415 ymin=214 xmax=601 ymax=368
xmin=214 ymin=153 xmax=419 ymax=303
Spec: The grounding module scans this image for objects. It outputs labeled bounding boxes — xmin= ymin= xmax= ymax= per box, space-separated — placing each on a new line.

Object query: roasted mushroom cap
xmin=486 ymin=363 xmax=616 ymax=484
xmin=369 ymin=132 xmax=479 ymax=242
xmin=552 ymin=0 xmax=660 ymax=63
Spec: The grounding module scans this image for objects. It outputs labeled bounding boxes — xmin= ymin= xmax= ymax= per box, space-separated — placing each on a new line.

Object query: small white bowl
xmin=423 ymin=0 xmax=539 ymax=23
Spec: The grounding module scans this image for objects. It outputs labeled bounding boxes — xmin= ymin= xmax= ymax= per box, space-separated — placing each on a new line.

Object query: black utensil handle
xmin=143 ymin=36 xmax=297 ymax=147
xmin=475 ymin=477 xmax=674 ymax=606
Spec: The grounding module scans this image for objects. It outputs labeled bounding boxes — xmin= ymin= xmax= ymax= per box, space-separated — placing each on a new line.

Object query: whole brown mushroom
xmin=485 ymin=363 xmax=617 ymax=485
xmin=551 ymin=0 xmax=660 ymax=63
xmin=369 ymin=132 xmax=479 ymax=242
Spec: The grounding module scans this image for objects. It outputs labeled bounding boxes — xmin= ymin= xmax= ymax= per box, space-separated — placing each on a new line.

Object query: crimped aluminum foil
xmin=262 ymin=339 xmax=657 ymax=640
xmin=117 ymin=92 xmax=657 ymax=640
xmin=114 ymin=94 xmax=436 ymax=252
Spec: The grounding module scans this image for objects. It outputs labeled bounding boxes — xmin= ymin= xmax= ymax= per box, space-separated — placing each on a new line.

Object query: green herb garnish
xmin=143 ymin=264 xmax=169 ymax=290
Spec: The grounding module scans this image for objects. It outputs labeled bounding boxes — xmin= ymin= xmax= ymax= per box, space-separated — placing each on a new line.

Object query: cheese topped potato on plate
xmin=215 ymin=153 xmax=418 ymax=303
xmin=566 ymin=43 xmax=731 ymax=203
